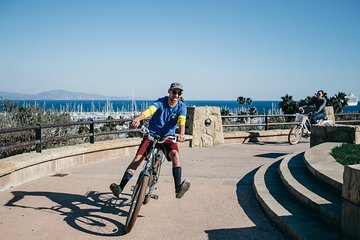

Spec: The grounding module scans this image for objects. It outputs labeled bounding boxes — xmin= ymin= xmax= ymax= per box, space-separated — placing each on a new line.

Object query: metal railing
xmin=0 ymin=118 xmax=140 ymax=154
xmin=222 ymin=114 xmax=296 ymax=130
xmin=1 ymin=112 xmax=360 ymax=156
xmin=221 ymin=113 xmax=360 ymax=131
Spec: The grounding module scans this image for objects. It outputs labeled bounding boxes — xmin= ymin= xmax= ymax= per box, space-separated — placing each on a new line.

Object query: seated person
xmin=311 ymin=90 xmax=327 ymax=124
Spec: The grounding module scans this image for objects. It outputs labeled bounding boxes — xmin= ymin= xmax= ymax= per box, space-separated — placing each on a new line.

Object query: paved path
xmin=0 ymin=141 xmax=309 ymax=240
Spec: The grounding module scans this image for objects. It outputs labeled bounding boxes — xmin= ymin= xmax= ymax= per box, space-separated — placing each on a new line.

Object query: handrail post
xmin=90 ymin=119 xmax=94 ymax=144
xmin=265 ymin=114 xmax=268 ymax=130
xmin=35 ymin=124 xmax=42 ymax=153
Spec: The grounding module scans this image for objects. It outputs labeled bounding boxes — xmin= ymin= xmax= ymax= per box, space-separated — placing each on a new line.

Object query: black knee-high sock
xmin=119 ymin=171 xmax=133 ymax=189
xmin=172 ymin=166 xmax=182 ymax=192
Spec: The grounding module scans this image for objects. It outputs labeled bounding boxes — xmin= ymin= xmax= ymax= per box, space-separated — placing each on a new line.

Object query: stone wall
xmin=325 ymin=106 xmax=335 ymax=122
xmin=310 ymin=125 xmax=360 ymax=147
xmin=342 ymin=164 xmax=360 ymax=240
xmin=224 ymin=129 xmax=289 ymax=144
xmin=185 ymin=106 xmax=224 ymax=147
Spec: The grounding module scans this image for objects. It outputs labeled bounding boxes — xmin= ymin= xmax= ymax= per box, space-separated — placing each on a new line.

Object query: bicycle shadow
xmin=5 ymin=190 xmax=130 ymax=237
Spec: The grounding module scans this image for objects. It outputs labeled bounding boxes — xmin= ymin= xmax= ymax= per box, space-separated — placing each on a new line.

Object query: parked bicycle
xmin=288 ymin=108 xmax=312 ymax=145
xmin=124 ymin=125 xmax=175 ymax=233
xmin=288 ymin=107 xmax=333 ymax=145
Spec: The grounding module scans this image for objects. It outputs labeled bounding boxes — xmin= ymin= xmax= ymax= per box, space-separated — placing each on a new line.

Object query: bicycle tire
xmin=288 ymin=124 xmax=303 ymax=145
xmin=124 ymin=174 xmax=149 ymax=233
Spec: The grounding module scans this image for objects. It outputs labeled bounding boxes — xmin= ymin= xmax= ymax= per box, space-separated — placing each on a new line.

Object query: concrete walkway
xmin=0 ymin=141 xmax=309 ymax=240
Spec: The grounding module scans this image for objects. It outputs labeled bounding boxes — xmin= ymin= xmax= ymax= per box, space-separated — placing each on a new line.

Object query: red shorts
xmin=136 ymin=135 xmax=178 ymax=161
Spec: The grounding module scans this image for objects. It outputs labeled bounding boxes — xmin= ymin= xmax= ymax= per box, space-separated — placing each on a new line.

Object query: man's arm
xmin=177 ymin=115 xmax=186 ymax=142
xmin=132 ymin=105 xmax=157 ymax=128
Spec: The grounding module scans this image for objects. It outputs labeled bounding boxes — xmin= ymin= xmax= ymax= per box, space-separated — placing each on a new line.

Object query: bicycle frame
xmin=124 ymin=126 xmax=175 ymax=233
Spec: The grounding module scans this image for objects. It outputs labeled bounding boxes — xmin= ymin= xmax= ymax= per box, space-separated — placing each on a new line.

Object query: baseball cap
xmin=169 ymin=82 xmax=184 ymax=91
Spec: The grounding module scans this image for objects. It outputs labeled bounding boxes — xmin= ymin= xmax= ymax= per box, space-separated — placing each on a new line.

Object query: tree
xmin=328 ymin=92 xmax=348 ymax=113
xmin=237 ymin=96 xmax=246 ymax=106
xmin=280 ymin=91 xmax=349 ymax=115
xmin=236 ymin=96 xmax=257 ymax=115
xmin=246 ymin=98 xmax=252 ymax=106
xmin=279 ymin=94 xmax=298 ymax=114
xmin=298 ymin=96 xmax=313 ymax=107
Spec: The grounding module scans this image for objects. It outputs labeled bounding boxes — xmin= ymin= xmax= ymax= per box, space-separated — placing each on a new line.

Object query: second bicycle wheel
xmin=124 ymin=174 xmax=149 ymax=233
xmin=288 ymin=125 xmax=303 ymax=145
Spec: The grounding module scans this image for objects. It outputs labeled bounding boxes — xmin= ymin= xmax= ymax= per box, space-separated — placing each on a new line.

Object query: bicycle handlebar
xmin=141 ymin=125 xmax=176 ymax=143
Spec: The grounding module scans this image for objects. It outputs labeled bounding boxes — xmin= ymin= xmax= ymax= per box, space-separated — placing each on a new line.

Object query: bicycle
xmin=124 ymin=125 xmax=175 ymax=233
xmin=288 ymin=107 xmax=333 ymax=145
xmin=288 ymin=107 xmax=312 ymax=145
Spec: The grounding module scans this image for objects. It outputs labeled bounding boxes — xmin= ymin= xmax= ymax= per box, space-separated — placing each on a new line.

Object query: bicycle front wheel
xmin=124 ymin=174 xmax=149 ymax=233
xmin=288 ymin=125 xmax=303 ymax=145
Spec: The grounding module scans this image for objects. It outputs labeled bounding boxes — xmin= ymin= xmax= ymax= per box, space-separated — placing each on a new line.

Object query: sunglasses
xmin=171 ymin=90 xmax=183 ymax=96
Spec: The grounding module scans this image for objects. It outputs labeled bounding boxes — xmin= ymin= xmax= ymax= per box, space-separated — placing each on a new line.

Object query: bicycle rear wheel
xmin=288 ymin=125 xmax=303 ymax=145
xmin=124 ymin=174 xmax=149 ymax=233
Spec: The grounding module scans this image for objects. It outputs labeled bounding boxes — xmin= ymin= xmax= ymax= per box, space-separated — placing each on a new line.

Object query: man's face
xmin=168 ymin=88 xmax=183 ymax=103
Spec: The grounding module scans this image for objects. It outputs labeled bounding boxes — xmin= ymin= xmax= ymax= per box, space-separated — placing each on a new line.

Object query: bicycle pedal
xmin=150 ymin=194 xmax=159 ymax=200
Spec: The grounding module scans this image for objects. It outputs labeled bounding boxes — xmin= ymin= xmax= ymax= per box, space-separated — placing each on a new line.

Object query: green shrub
xmin=331 ymin=143 xmax=360 ymax=165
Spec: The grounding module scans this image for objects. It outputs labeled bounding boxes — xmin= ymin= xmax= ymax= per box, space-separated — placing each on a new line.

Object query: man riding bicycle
xmin=110 ymin=82 xmax=190 ymax=199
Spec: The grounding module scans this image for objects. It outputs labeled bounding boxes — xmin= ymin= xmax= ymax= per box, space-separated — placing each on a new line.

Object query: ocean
xmin=3 ymin=99 xmax=360 ymax=114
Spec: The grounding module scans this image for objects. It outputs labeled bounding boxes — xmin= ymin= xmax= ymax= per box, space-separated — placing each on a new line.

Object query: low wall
xmin=342 ymin=164 xmax=360 ymax=240
xmin=224 ymin=129 xmax=290 ymax=144
xmin=0 ymin=137 xmax=192 ymax=192
xmin=0 ymin=139 xmax=140 ymax=192
xmin=310 ymin=125 xmax=360 ymax=147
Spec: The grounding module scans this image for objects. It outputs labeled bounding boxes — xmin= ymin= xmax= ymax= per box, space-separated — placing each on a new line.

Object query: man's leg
xmin=169 ymin=149 xmax=190 ymax=199
xmin=110 ymin=156 xmax=143 ymax=198
xmin=110 ymin=137 xmax=150 ymax=198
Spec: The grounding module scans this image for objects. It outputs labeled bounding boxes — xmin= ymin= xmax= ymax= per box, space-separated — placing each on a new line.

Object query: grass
xmin=331 ymin=143 xmax=360 ymax=165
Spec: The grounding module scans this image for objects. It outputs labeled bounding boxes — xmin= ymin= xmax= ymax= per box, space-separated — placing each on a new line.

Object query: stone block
xmin=342 ymin=200 xmax=360 ymax=240
xmin=186 ymin=106 xmax=224 ymax=147
xmin=343 ymin=164 xmax=360 ymax=206
xmin=342 ymin=164 xmax=360 ymax=239
xmin=325 ymin=106 xmax=335 ymax=122
xmin=310 ymin=125 xmax=360 ymax=147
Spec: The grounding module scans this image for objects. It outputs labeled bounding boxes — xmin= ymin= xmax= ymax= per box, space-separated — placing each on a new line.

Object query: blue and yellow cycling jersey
xmin=144 ymin=96 xmax=186 ymax=136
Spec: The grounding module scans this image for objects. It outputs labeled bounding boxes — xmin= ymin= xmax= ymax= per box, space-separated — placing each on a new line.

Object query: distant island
xmin=0 ymin=89 xmax=144 ymax=100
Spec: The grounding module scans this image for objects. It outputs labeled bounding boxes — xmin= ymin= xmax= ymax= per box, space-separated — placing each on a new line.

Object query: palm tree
xmin=237 ymin=96 xmax=246 ymax=106
xmin=246 ymin=98 xmax=252 ymax=106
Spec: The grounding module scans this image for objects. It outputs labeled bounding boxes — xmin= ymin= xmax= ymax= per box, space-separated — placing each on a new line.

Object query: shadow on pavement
xmin=5 ymin=190 xmax=129 ymax=237
xmin=255 ymin=152 xmax=287 ymax=159
xmin=206 ymin=167 xmax=288 ymax=240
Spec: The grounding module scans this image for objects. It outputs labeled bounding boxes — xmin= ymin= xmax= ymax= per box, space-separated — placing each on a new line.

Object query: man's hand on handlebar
xmin=131 ymin=116 xmax=143 ymax=128
xmin=177 ymin=134 xmax=185 ymax=142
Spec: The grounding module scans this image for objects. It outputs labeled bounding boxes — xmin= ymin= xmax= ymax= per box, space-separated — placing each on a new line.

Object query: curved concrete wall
xmin=0 ymin=138 xmax=142 ymax=192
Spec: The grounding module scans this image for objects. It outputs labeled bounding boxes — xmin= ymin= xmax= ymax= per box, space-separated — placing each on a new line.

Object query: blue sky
xmin=0 ymin=0 xmax=359 ymax=100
